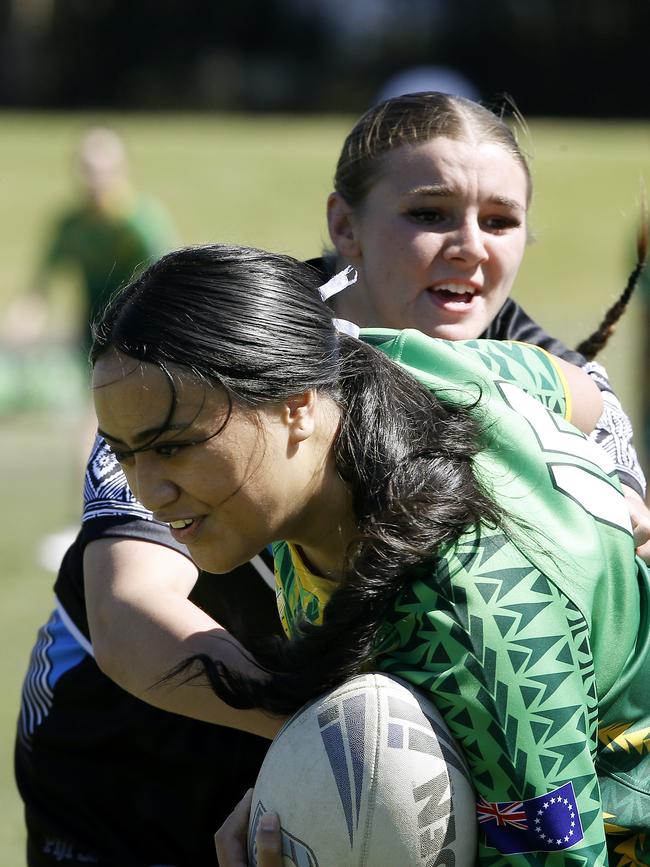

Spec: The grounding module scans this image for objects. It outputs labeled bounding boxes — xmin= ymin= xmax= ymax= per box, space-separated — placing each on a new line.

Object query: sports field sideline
xmin=0 ymin=112 xmax=648 ymax=862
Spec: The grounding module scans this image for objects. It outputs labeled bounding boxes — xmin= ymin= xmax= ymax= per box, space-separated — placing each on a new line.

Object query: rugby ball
xmin=248 ymin=672 xmax=476 ymax=867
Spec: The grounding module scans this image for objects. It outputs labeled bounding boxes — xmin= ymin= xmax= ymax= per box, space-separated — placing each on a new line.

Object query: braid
xmin=171 ymin=339 xmax=504 ymax=715
xmin=576 ymin=200 xmax=649 ymax=360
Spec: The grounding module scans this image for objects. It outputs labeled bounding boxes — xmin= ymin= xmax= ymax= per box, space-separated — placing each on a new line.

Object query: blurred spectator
xmin=3 ymin=126 xmax=177 ymax=354
xmin=1 ymin=127 xmax=178 ymax=562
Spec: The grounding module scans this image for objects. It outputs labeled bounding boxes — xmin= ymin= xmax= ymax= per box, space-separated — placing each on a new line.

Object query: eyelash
xmin=484 ymin=216 xmax=521 ymax=232
xmin=153 ymin=444 xmax=184 ymax=458
xmin=407 ymin=209 xmax=521 ymax=232
xmin=408 ymin=208 xmax=444 ymax=224
xmin=110 ymin=449 xmax=133 ymax=463
xmin=108 ymin=443 xmax=188 ymax=463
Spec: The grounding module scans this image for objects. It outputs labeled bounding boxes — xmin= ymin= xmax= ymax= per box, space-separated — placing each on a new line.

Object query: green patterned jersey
xmin=272 ymin=330 xmax=650 ymax=866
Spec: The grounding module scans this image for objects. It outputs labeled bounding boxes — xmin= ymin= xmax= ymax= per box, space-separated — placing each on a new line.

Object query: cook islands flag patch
xmin=477 ymin=782 xmax=584 ymax=854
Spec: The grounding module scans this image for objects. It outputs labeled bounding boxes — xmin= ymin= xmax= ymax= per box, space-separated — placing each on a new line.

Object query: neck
xmin=88 ymin=180 xmax=134 ymax=215
xmin=331 ymin=275 xmax=377 ymax=329
xmin=294 ymin=467 xmax=357 ymax=580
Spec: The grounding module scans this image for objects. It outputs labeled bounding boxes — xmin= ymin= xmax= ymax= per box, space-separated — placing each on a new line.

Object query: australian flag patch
xmin=477 ymin=782 xmax=584 ymax=854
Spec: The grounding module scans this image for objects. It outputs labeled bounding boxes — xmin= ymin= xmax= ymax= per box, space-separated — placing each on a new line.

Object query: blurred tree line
xmin=0 ymin=0 xmax=648 ymax=116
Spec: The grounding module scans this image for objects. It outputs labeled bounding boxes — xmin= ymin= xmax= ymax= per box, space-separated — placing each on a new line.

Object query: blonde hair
xmin=334 ymin=92 xmax=532 ymax=208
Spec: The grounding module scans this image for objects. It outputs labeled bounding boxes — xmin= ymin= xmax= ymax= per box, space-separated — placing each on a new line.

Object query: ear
xmin=327 ymin=192 xmax=361 ymax=260
xmin=283 ymin=390 xmax=317 ymax=444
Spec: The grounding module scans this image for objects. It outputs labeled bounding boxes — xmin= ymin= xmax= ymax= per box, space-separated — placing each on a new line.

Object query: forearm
xmin=84 ymin=537 xmax=283 ymax=739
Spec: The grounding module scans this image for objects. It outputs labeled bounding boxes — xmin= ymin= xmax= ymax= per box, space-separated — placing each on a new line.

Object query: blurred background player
xmin=4 ymin=126 xmax=177 ymax=355
xmin=3 ymin=126 xmax=179 ymax=569
xmin=10 ymin=132 xmax=276 ymax=867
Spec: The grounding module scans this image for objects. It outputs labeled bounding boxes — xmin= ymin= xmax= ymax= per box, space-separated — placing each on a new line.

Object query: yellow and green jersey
xmin=273 ymin=330 xmax=650 ymax=866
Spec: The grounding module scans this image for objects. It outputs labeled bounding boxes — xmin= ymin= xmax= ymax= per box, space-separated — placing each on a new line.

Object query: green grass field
xmin=0 ymin=112 xmax=649 ymax=864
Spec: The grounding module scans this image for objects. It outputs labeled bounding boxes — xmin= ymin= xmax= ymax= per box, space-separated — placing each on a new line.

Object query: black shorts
xmin=16 ymin=643 xmax=270 ymax=867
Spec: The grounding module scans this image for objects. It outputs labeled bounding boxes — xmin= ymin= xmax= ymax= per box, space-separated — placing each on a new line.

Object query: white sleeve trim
xmin=55 ymin=596 xmax=94 ymax=657
xmin=250 ymin=554 xmax=276 ymax=590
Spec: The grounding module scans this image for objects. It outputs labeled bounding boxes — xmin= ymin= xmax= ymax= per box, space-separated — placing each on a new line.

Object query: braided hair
xmin=576 ymin=200 xmax=648 ymax=360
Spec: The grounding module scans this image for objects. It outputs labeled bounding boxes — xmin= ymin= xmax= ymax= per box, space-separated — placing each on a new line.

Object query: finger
xmin=635 ymin=536 xmax=650 ymax=565
xmin=634 ymin=523 xmax=650 ymax=547
xmin=256 ymin=811 xmax=283 ymax=867
xmin=214 ymin=788 xmax=254 ymax=867
xmin=621 ymin=486 xmax=650 ymax=549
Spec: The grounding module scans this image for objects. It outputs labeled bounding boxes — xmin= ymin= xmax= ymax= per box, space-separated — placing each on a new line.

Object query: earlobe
xmin=327 ymin=192 xmax=361 ymax=260
xmin=284 ymin=391 xmax=316 ymax=444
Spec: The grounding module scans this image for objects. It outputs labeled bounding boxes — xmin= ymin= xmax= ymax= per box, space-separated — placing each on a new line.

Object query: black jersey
xmin=481 ymin=296 xmax=585 ymax=363
xmin=15 ymin=437 xmax=280 ymax=867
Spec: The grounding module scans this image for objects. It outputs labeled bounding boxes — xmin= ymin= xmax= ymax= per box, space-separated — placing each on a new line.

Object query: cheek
xmin=489 ymin=237 xmax=527 ymax=285
xmin=119 ymin=462 xmax=137 ymax=494
xmin=214 ymin=431 xmax=277 ymax=503
xmin=390 ymin=236 xmax=441 ymax=298
xmin=411 ymin=231 xmax=444 ymax=263
xmin=364 ymin=214 xmax=412 ymax=259
xmin=374 ymin=230 xmax=432 ymax=281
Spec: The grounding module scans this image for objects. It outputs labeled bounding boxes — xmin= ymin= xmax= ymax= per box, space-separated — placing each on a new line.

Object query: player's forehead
xmin=371 ymin=137 xmax=527 ymax=205
xmin=92 ymin=350 xmax=223 ymax=447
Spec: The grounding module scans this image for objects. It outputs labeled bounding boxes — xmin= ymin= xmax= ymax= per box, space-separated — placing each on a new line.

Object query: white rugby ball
xmin=248 ymin=672 xmax=476 ymax=867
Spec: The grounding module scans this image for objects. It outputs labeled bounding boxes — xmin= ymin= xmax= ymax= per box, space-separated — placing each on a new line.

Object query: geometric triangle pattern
xmin=273 ymin=334 xmax=650 ymax=864
xmin=375 ymin=521 xmax=610 ymax=863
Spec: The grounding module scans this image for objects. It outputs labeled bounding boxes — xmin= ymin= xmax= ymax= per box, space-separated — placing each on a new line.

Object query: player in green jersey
xmin=5 ymin=126 xmax=177 ymax=355
xmin=90 ymin=244 xmax=649 ymax=866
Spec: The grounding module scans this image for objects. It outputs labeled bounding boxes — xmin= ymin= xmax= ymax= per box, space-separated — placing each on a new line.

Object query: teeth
xmin=170 ymin=519 xmax=194 ymax=529
xmin=435 ymin=283 xmax=475 ymax=295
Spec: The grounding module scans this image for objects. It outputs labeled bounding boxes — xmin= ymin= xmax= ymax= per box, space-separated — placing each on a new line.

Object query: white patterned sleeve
xmin=83 ymin=434 xmax=155 ymax=523
xmin=583 ymin=360 xmax=646 ymax=497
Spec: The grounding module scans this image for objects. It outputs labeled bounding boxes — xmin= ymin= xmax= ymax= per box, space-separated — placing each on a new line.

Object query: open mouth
xmin=170 ymin=518 xmax=195 ymax=529
xmin=431 ymin=283 xmax=477 ymax=305
xmin=167 ymin=516 xmax=204 ymax=540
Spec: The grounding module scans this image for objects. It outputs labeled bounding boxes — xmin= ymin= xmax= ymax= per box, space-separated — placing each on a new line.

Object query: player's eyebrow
xmin=97 ymin=422 xmax=191 ymax=447
xmin=408 ymin=184 xmax=454 ymax=197
xmin=488 ymin=193 xmax=526 ymax=212
xmin=409 ymin=185 xmax=525 ymax=213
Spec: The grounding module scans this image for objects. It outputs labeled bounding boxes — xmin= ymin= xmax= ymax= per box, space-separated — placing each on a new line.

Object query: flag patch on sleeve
xmin=477 ymin=782 xmax=584 ymax=854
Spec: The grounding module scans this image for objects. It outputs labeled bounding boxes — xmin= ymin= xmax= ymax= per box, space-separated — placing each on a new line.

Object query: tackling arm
xmin=84 ymin=537 xmax=283 ymax=740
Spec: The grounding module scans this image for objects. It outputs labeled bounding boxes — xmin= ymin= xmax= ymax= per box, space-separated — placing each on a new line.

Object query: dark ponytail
xmin=576 ymin=201 xmax=648 ymax=360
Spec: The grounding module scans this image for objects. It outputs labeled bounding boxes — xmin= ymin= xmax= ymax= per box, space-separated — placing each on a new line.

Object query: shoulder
xmin=483 ymin=299 xmax=586 ymax=365
xmin=44 ymin=206 xmax=86 ymax=244
xmin=127 ymin=196 xmax=176 ymax=240
xmin=81 ymin=435 xmax=190 ymax=554
xmin=362 ymin=329 xmax=569 ymax=416
xmin=130 ymin=195 xmax=172 ymax=224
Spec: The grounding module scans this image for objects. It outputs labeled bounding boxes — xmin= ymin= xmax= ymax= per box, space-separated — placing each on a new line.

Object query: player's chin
xmin=422 ymin=318 xmax=486 ymax=341
xmin=187 ymin=541 xmax=251 ymax=575
xmin=414 ymin=304 xmax=489 ymax=341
